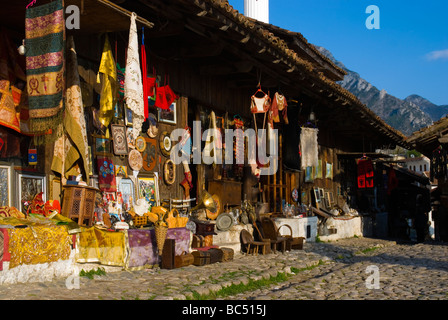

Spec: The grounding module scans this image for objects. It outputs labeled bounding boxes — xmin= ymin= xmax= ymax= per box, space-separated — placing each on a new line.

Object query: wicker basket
xmin=155 ymin=224 xmax=168 ymax=256
xmin=133 ymin=216 xmax=148 ymax=228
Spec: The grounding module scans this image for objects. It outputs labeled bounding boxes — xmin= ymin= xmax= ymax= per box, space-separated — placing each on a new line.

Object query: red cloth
xmin=357 ymin=158 xmax=374 ymax=189
xmin=387 ymin=167 xmax=399 ymax=195
xmin=141 ymin=44 xmax=149 ymax=119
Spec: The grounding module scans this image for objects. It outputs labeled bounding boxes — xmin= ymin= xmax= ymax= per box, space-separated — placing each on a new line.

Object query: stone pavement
xmin=0 ymin=237 xmax=447 ymax=300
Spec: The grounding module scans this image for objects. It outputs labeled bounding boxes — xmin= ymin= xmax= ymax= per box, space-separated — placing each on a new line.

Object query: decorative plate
xmin=147 ymin=113 xmax=158 ymax=138
xmin=216 ymin=212 xmax=234 ymax=231
xmin=159 ymin=131 xmax=172 ymax=157
xmin=135 ymin=136 xmax=146 ymax=153
xmin=128 ymin=149 xmax=143 ymax=171
xmin=163 ymin=159 xmax=176 ymax=185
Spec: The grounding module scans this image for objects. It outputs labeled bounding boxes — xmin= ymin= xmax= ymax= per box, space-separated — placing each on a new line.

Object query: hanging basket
xmin=154 ymin=223 xmax=168 ymax=256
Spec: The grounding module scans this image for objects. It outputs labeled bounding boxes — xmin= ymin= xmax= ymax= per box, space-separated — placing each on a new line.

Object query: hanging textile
xmin=387 ymin=166 xmax=399 ymax=195
xmin=431 ymin=147 xmax=448 ymax=181
xmin=140 ymin=32 xmax=150 ymax=120
xmin=357 ymin=157 xmax=374 ymax=188
xmin=269 ymin=92 xmax=288 ymax=126
xmin=51 ymin=36 xmax=89 ymax=183
xmin=97 ymin=34 xmax=117 ymax=128
xmin=97 ymin=157 xmax=117 ymax=192
xmin=0 ymin=29 xmax=26 ymax=133
xmin=25 ymin=0 xmax=65 ymax=140
xmin=300 ymin=127 xmax=319 ymax=169
xmin=234 ymin=117 xmax=245 ymax=178
xmin=203 ymin=111 xmax=220 ymax=164
xmin=124 ymin=12 xmax=145 ymax=141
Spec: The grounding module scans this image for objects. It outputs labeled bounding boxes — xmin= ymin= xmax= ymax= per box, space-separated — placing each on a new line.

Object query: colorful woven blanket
xmin=25 ymin=0 xmax=65 ymax=140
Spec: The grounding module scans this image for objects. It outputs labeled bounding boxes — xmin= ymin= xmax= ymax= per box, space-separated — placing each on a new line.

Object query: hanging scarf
xmin=97 ymin=34 xmax=117 ymax=128
xmin=141 ymin=35 xmax=149 ymax=120
xmin=25 ymin=0 xmax=65 ymax=141
xmin=300 ymin=127 xmax=319 ymax=169
xmin=51 ymin=36 xmax=89 ymax=184
xmin=124 ymin=12 xmax=145 ymax=141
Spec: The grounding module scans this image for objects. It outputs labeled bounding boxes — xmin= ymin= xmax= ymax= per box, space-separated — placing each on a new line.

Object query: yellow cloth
xmin=97 ymin=35 xmax=117 ymax=128
xmin=76 ymin=227 xmax=127 ymax=267
xmin=8 ymin=224 xmax=72 ymax=269
xmin=51 ymin=36 xmax=89 ymax=183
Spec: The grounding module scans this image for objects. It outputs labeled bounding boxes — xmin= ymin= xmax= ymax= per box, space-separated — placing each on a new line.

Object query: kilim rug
xmin=25 ymin=0 xmax=65 ymax=141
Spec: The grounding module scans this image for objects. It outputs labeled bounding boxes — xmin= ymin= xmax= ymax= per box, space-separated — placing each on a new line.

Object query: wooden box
xmin=61 ymin=185 xmax=98 ymax=226
xmin=207 ymin=248 xmax=223 ymax=264
xmin=194 ymin=221 xmax=216 ymax=236
xmin=174 ymin=251 xmax=194 ymax=268
xmin=161 ymin=239 xmax=176 ymax=269
xmin=192 ymin=250 xmax=211 ymax=266
xmin=219 ymin=247 xmax=234 ymax=262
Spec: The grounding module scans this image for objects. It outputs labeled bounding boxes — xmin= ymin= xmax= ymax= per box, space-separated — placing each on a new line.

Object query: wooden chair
xmin=240 ymin=229 xmax=269 ymax=255
xmin=260 ymin=217 xmax=289 ymax=253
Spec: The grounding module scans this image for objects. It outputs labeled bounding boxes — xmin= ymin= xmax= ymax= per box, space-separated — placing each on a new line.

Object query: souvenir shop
xmin=0 ymin=0 xmax=413 ymax=283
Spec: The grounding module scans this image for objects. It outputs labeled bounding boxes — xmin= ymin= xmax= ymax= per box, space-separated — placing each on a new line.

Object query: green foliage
xmin=79 ymin=267 xmax=106 ymax=279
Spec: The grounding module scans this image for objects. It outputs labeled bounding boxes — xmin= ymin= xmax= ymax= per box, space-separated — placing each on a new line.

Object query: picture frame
xmin=118 ymin=177 xmax=136 ymax=209
xmin=157 ymin=102 xmax=177 ymax=125
xmin=111 ymin=124 xmax=129 ymax=156
xmin=0 ymin=165 xmax=12 ymax=206
xmin=93 ymin=134 xmax=112 ymax=156
xmin=125 ymin=107 xmax=133 ymax=127
xmin=138 ymin=174 xmax=160 ymax=210
xmin=17 ymin=172 xmax=46 ymax=214
xmin=49 ymin=175 xmax=61 ymax=203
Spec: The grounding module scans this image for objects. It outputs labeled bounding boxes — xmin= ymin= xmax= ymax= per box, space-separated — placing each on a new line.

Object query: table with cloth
xmin=0 ymin=213 xmax=75 ymax=271
xmin=75 ymin=227 xmax=191 ymax=269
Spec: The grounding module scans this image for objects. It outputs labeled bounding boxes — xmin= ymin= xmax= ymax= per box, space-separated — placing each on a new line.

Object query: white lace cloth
xmin=300 ymin=127 xmax=319 ymax=169
xmin=124 ymin=12 xmax=145 ymax=140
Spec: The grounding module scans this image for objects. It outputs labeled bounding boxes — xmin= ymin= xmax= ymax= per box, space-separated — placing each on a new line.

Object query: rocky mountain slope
xmin=316 ymin=46 xmax=446 ymax=136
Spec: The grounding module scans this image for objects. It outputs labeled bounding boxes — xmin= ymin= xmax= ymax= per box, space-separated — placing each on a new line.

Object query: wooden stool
xmin=61 ymin=185 xmax=99 ymax=226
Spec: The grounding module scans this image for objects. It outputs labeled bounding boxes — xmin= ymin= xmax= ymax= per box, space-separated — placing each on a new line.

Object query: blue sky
xmin=229 ymin=0 xmax=448 ymax=105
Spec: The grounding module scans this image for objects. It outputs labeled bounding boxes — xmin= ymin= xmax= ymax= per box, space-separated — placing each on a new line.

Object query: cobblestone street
xmin=0 ymin=237 xmax=447 ymax=301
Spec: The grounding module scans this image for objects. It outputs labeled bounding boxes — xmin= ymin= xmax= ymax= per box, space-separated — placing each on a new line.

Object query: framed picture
xmin=118 ymin=177 xmax=136 ymax=209
xmin=125 ymin=107 xmax=133 ymax=127
xmin=17 ymin=173 xmax=46 ymax=214
xmin=313 ymin=187 xmax=321 ymax=209
xmin=158 ymin=102 xmax=177 ymax=125
xmin=93 ymin=134 xmax=112 ymax=156
xmin=49 ymin=175 xmax=61 ymax=203
xmin=111 ymin=124 xmax=129 ymax=155
xmin=138 ymin=174 xmax=160 ymax=210
xmin=126 ymin=127 xmax=135 ymax=149
xmin=0 ymin=165 xmax=12 ymax=206
xmin=325 ymin=191 xmax=334 ymax=208
xmin=115 ymin=165 xmax=128 ymax=177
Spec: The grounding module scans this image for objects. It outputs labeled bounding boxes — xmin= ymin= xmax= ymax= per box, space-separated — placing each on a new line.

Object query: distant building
xmin=401 ymin=156 xmax=430 ymax=176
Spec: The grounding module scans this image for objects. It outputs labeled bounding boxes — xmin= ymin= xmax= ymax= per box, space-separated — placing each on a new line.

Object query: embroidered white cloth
xmin=300 ymin=127 xmax=319 ymax=169
xmin=124 ymin=12 xmax=145 ymax=140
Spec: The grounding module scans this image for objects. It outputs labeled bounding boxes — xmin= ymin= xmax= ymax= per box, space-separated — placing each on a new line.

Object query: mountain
xmin=404 ymin=95 xmax=448 ymax=122
xmin=315 ymin=46 xmax=438 ymax=136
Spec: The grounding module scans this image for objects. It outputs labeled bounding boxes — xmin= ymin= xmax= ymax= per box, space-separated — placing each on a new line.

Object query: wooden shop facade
xmin=0 ymin=0 xmax=413 ymax=279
